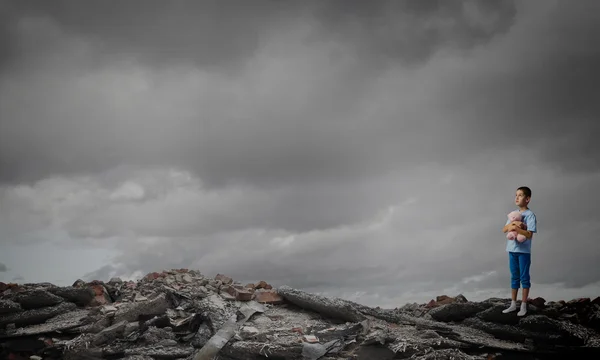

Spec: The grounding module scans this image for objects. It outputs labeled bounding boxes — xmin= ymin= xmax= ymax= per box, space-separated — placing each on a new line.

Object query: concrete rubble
xmin=0 ymin=270 xmax=599 ymax=359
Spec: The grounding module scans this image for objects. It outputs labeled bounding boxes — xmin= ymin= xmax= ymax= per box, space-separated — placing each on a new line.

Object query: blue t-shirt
xmin=505 ymin=209 xmax=537 ymax=253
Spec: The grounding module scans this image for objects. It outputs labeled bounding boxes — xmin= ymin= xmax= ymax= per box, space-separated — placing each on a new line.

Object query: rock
xmin=519 ymin=315 xmax=591 ymax=346
xmin=476 ymin=304 xmax=522 ymax=325
xmin=0 ymin=300 xmax=22 ymax=314
xmin=436 ymin=295 xmax=454 ymax=304
xmin=92 ymin=320 xmax=128 ymax=346
xmin=429 ymin=302 xmax=491 ymax=322
xmin=568 ymin=297 xmax=591 ymax=307
xmin=139 ymin=326 xmax=176 ymax=344
xmin=47 ymin=286 xmax=95 ymax=306
xmin=2 ymin=270 xmax=600 ymax=360
xmin=0 ymin=302 xmax=77 ymax=328
xmin=12 ymin=289 xmax=64 ymax=309
xmin=113 ymin=293 xmax=169 ymax=323
xmin=214 ymin=274 xmax=233 ymax=285
xmin=72 ymin=279 xmax=86 ymax=287
xmin=455 ymin=294 xmax=468 ymax=303
xmin=254 ymin=289 xmax=284 ymax=305
xmin=277 ymin=285 xmax=365 ymax=322
xmin=0 ymin=309 xmax=89 ymax=338
xmin=239 ymin=326 xmax=260 ymax=339
xmin=254 ymin=280 xmax=273 ymax=290
xmin=529 ymin=296 xmax=546 ymax=308
xmin=226 ymin=286 xmax=253 ymax=301
xmin=88 ymin=283 xmax=112 ymax=306
xmin=220 ymin=291 xmax=236 ymax=301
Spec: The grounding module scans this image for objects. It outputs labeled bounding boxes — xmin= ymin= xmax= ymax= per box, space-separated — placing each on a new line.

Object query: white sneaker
xmin=517 ymin=303 xmax=527 ymax=317
xmin=502 ymin=301 xmax=517 ymax=313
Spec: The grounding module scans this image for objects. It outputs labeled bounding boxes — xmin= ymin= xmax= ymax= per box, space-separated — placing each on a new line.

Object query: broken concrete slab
xmin=47 ymin=286 xmax=95 ymax=306
xmin=0 ymin=309 xmax=89 ymax=338
xmin=113 ymin=293 xmax=169 ymax=323
xmin=11 ymin=289 xmax=64 ymax=309
xmin=428 ymin=302 xmax=491 ymax=322
xmin=0 ymin=299 xmax=21 ymax=314
xmin=2 ymin=269 xmax=600 ymax=360
xmin=92 ymin=320 xmax=128 ymax=346
xmin=0 ymin=301 xmax=77 ymax=328
xmin=277 ymin=285 xmax=366 ymax=323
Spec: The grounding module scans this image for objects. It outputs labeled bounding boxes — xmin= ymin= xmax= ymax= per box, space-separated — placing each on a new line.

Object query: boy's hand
xmin=511 ymin=221 xmax=525 ymax=229
xmin=508 ymin=224 xmax=521 ymax=232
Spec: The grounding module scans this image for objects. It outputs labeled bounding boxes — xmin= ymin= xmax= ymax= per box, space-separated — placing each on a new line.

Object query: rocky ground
xmin=1 ymin=270 xmax=600 ymax=360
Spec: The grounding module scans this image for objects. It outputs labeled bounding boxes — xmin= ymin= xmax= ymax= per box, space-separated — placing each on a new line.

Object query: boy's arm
xmin=503 ymin=221 xmax=524 ymax=233
xmin=508 ymin=212 xmax=536 ymax=238
xmin=509 ymin=225 xmax=533 ymax=239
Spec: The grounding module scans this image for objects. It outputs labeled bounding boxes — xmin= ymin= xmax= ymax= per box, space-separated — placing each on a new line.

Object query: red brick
xmin=254 ymin=289 xmax=284 ymax=305
xmin=89 ymin=284 xmax=112 ymax=306
xmin=223 ymin=285 xmax=253 ymax=301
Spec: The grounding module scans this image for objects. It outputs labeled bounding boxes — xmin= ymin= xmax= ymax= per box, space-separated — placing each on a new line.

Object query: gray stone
xmin=476 ymin=304 xmax=522 ymax=325
xmin=277 ymin=285 xmax=366 ymax=323
xmin=113 ymin=293 xmax=169 ymax=323
xmin=0 ymin=309 xmax=89 ymax=338
xmin=92 ymin=320 xmax=128 ymax=346
xmin=12 ymin=289 xmax=64 ymax=309
xmin=0 ymin=301 xmax=77 ymax=328
xmin=428 ymin=302 xmax=491 ymax=322
xmin=0 ymin=299 xmax=22 ymax=314
xmin=48 ymin=286 xmax=95 ymax=306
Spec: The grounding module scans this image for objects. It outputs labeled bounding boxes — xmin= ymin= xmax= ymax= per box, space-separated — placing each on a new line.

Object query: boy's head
xmin=515 ymin=186 xmax=531 ymax=208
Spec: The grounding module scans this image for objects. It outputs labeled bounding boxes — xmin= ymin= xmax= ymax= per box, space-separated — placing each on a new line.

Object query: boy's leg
xmin=517 ymin=253 xmax=531 ymax=316
xmin=503 ymin=252 xmax=520 ymax=313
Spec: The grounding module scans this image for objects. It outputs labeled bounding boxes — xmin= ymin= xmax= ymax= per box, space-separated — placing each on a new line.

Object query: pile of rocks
xmin=1 ymin=269 xmax=600 ymax=360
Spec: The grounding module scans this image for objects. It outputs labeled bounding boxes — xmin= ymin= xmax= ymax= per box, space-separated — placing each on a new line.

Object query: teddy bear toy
xmin=506 ymin=210 xmax=527 ymax=242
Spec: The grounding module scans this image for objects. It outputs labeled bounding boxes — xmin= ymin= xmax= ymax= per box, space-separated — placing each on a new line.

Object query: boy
xmin=502 ymin=186 xmax=537 ymax=316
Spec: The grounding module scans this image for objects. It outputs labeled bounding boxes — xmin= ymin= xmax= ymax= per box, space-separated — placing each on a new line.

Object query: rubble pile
xmin=0 ymin=270 xmax=599 ymax=360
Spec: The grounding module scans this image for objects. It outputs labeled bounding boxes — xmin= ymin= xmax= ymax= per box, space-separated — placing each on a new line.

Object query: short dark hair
xmin=517 ymin=186 xmax=532 ymax=198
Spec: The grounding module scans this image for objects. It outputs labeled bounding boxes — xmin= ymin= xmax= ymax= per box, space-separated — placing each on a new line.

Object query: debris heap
xmin=1 ymin=269 xmax=600 ymax=360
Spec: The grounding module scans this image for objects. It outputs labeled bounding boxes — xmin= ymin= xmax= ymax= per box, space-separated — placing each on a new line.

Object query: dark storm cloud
xmin=0 ymin=262 xmax=8 ymax=272
xmin=2 ymin=0 xmax=600 ymax=303
xmin=312 ymin=0 xmax=517 ymax=66
xmin=2 ymin=0 xmax=516 ymax=69
xmin=0 ymin=0 xmax=517 ymax=186
xmin=1 ymin=0 xmax=297 ymax=70
xmin=440 ymin=0 xmax=600 ymax=172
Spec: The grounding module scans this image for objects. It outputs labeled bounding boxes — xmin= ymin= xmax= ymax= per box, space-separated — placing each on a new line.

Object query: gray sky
xmin=1 ymin=0 xmax=600 ymax=306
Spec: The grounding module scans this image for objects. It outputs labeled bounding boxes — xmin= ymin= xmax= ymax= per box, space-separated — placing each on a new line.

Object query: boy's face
xmin=515 ymin=190 xmax=530 ymax=207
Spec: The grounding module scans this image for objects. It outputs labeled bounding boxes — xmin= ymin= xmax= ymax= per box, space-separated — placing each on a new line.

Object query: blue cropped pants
xmin=509 ymin=252 xmax=531 ymax=289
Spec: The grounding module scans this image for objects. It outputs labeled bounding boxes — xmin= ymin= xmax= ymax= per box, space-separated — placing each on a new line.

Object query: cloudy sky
xmin=1 ymin=0 xmax=600 ymax=307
